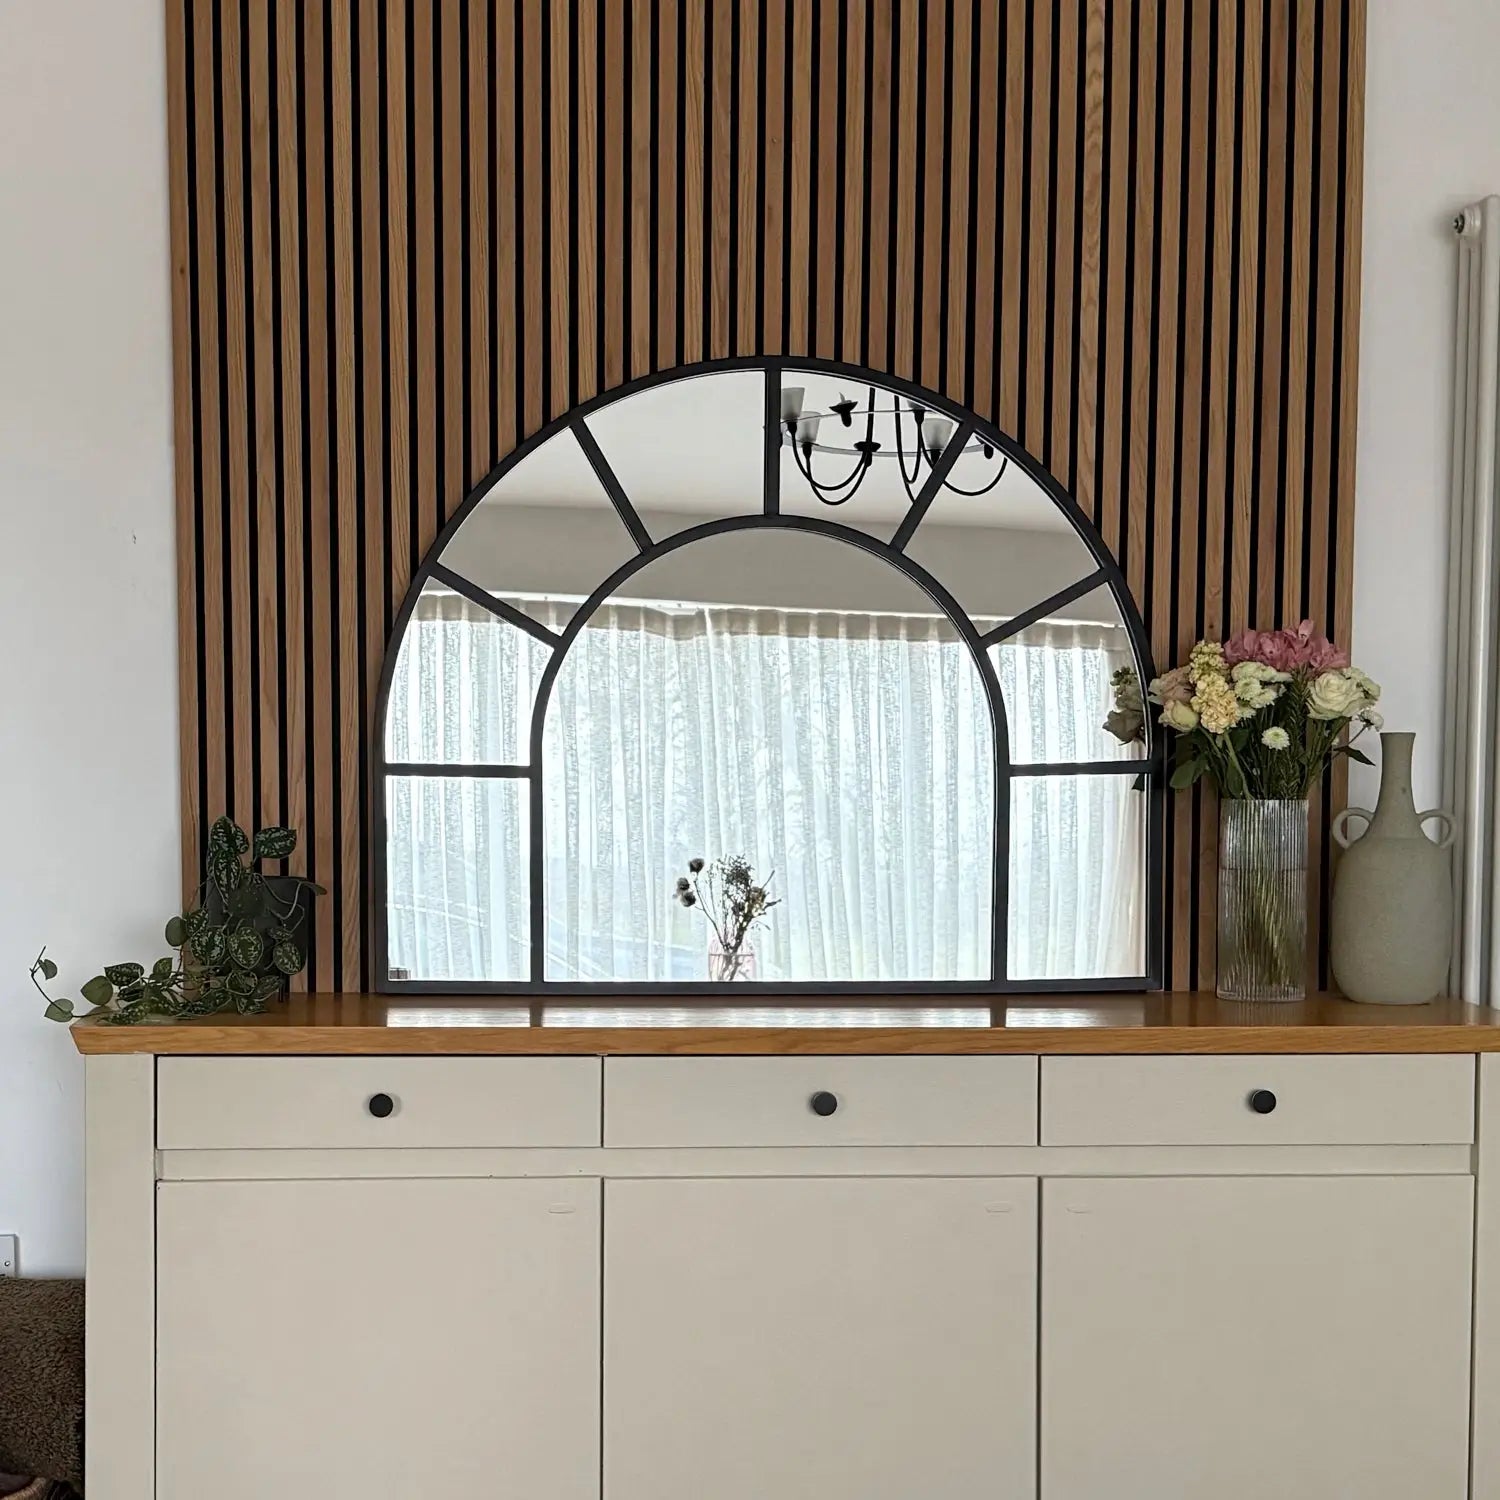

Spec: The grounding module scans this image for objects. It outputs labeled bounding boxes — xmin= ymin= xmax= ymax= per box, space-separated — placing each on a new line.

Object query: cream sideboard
xmin=75 ymin=997 xmax=1500 ymax=1500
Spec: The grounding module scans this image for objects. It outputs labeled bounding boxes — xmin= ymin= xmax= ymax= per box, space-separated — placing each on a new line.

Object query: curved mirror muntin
xmin=376 ymin=358 xmax=1162 ymax=994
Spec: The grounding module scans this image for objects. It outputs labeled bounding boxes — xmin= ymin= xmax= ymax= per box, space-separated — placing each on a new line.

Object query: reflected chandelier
xmin=779 ymin=383 xmax=1009 ymax=508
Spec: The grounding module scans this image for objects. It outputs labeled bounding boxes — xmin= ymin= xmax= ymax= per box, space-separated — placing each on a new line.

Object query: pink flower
xmin=1148 ymin=665 xmax=1193 ymax=706
xmin=1223 ymin=619 xmax=1347 ymax=674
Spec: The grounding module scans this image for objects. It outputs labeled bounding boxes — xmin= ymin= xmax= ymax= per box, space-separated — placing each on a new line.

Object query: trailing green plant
xmin=30 ymin=816 xmax=324 ymax=1026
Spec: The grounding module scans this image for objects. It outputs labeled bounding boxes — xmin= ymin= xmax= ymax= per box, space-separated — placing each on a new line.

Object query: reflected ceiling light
xmin=779 ymin=384 xmax=1009 ymax=508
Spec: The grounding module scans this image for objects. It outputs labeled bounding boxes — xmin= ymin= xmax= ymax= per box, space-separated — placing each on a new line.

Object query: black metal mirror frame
xmin=373 ymin=356 xmax=1164 ymax=994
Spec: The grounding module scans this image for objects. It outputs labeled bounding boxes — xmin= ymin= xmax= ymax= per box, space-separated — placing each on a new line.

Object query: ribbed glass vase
xmin=1216 ymin=798 xmax=1309 ymax=1002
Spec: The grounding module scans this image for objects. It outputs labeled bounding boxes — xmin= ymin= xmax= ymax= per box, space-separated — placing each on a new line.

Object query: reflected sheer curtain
xmin=385 ymin=591 xmax=1145 ymax=982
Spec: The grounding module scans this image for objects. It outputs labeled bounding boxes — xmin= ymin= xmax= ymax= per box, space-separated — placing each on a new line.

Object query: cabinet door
xmin=1042 ymin=1176 xmax=1473 ymax=1500
xmin=605 ymin=1176 xmax=1036 ymax=1500
xmin=157 ymin=1177 xmax=600 ymax=1500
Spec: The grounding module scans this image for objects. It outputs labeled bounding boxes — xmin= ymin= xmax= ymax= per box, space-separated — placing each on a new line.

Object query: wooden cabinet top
xmin=69 ymin=993 xmax=1500 ymax=1056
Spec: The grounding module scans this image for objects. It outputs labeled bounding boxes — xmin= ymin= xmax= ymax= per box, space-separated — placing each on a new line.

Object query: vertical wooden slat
xmin=385 ymin=0 xmax=412 ymax=601
xmin=787 ymin=0 xmax=812 ymax=355
xmin=711 ymin=0 xmax=735 ymax=359
xmin=493 ymin=0 xmax=518 ymax=450
xmin=1072 ymin=0 xmax=1105 ymax=522
xmin=221 ymin=0 xmax=255 ymax=830
xmin=1149 ymin=7 xmax=1187 ymax=988
xmin=549 ymin=0 xmax=572 ymax=414
xmin=630 ymin=0 xmax=652 ymax=378
xmin=519 ymin=1 xmax=543 ymax=429
xmin=301 ymin=0 xmax=335 ymax=990
xmin=813 ymin=0 xmax=838 ymax=358
xmin=736 ymin=0 xmax=761 ymax=355
xmin=891 ymin=0 xmax=918 ymax=376
xmin=863 ymin=0 xmax=891 ymax=371
xmin=1023 ymin=0 xmax=1052 ymax=458
xmin=681 ymin=0 xmax=706 ymax=362
xmin=360 ymin=0 xmax=388 ymax=986
xmin=574 ymin=0 xmax=598 ymax=403
xmin=998 ymin=0 xmax=1027 ymax=436
xmin=1125 ymin=0 xmax=1160 ymax=608
xmin=918 ymin=0 xmax=946 ymax=390
xmin=165 ymin=0 xmax=1369 ymax=994
xmin=331 ymin=0 xmax=361 ymax=987
xmin=248 ymin=0 xmax=279 ymax=841
xmin=1049 ymin=0 xmax=1079 ymax=483
xmin=1229 ymin=6 xmax=1264 ymax=635
xmin=839 ymin=0 xmax=866 ymax=368
xmin=1098 ymin=0 xmax=1130 ymax=562
xmin=276 ymin=0 xmax=307 ymax=919
xmin=165 ymin=0 xmax=200 ymax=890
xmin=1280 ymin=0 xmax=1315 ymax=624
xmin=657 ymin=0 xmax=680 ymax=369
xmin=969 ymin=0 xmax=999 ymax=422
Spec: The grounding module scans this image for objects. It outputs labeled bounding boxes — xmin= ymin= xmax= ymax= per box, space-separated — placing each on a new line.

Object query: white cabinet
xmin=1041 ymin=1175 xmax=1474 ymax=1500
xmin=156 ymin=1177 xmax=601 ymax=1500
xmin=604 ymin=1176 xmax=1038 ymax=1500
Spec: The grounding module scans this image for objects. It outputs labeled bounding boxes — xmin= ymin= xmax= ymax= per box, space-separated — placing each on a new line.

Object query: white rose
xmin=1160 ymin=700 xmax=1201 ymax=733
xmin=1307 ymin=669 xmax=1366 ymax=721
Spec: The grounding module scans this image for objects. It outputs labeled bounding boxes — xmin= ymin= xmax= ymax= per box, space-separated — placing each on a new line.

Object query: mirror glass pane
xmin=539 ymin=528 xmax=996 ymax=982
xmin=437 ymin=426 xmax=642 ymax=633
xmin=987 ymin=584 xmax=1147 ymax=764
xmin=583 ymin=370 xmax=767 ymax=542
xmin=384 ymin=581 xmax=551 ymax=765
xmin=385 ymin=776 xmax=530 ymax=981
xmin=1007 ymin=773 xmax=1148 ymax=980
xmin=900 ymin=457 xmax=1102 ymax=623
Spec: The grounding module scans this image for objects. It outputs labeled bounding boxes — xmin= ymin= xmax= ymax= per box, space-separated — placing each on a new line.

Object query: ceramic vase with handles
xmin=1330 ymin=731 xmax=1454 ymax=1005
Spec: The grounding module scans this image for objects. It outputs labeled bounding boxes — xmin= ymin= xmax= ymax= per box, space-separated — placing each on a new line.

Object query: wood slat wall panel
xmin=167 ymin=0 xmax=1367 ymax=992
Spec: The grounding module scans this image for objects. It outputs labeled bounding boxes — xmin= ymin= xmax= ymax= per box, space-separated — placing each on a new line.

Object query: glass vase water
xmin=1216 ymin=798 xmax=1309 ymax=1002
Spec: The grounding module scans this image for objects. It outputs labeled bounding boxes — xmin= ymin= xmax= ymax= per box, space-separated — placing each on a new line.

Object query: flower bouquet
xmin=1107 ymin=620 xmax=1381 ymax=1000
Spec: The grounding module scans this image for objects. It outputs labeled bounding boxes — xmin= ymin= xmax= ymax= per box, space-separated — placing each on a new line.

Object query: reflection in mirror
xmin=986 ymin=584 xmax=1146 ymax=765
xmin=778 ymin=370 xmax=999 ymax=541
xmin=385 ymin=581 xmax=551 ymax=765
xmin=899 ymin=455 xmax=1102 ymax=624
xmin=540 ymin=528 xmax=996 ymax=982
xmin=1007 ymin=773 xmax=1147 ymax=980
xmin=386 ymin=776 xmax=530 ymax=981
xmin=584 ymin=370 xmax=767 ymax=542
xmin=437 ymin=425 xmax=644 ymax=633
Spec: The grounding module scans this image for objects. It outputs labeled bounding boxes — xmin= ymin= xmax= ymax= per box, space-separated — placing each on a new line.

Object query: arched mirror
xmin=376 ymin=360 xmax=1161 ymax=993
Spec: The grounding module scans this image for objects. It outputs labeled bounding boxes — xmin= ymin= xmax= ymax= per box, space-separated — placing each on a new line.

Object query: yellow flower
xmin=1160 ymin=700 xmax=1201 ymax=733
xmin=1191 ymin=674 xmax=1245 ymax=735
xmin=1188 ymin=640 xmax=1226 ymax=685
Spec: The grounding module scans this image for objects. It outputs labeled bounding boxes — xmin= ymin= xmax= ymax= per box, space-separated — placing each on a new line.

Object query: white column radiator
xmin=1445 ymin=196 xmax=1500 ymax=1004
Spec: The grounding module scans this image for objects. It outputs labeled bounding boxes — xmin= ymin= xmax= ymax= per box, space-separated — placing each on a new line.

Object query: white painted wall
xmin=1352 ymin=0 xmax=1500 ymax=811
xmin=0 ymin=0 xmax=179 ymax=1274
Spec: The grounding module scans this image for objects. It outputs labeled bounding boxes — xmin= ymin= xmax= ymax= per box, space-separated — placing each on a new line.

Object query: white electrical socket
xmin=0 ymin=1235 xmax=16 ymax=1277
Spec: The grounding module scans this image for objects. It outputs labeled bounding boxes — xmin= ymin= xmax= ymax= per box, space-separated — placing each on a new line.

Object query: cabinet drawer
xmin=604 ymin=1057 xmax=1038 ymax=1147
xmin=157 ymin=1058 xmax=602 ymax=1149
xmin=1041 ymin=1055 xmax=1474 ymax=1146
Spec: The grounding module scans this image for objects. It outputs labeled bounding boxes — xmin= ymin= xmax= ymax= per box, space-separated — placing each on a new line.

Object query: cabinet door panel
xmin=605 ymin=1176 xmax=1036 ymax=1500
xmin=1042 ymin=1176 xmax=1472 ymax=1500
xmin=157 ymin=1177 xmax=600 ymax=1500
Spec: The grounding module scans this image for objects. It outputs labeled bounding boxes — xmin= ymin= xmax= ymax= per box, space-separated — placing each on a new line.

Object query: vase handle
xmin=1419 ymin=809 xmax=1457 ymax=849
xmin=1332 ymin=807 xmax=1374 ymax=849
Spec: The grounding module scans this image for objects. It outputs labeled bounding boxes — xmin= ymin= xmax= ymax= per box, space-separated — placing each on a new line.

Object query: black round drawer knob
xmin=367 ymin=1093 xmax=396 ymax=1119
xmin=1248 ymin=1088 xmax=1277 ymax=1115
xmin=809 ymin=1091 xmax=839 ymax=1117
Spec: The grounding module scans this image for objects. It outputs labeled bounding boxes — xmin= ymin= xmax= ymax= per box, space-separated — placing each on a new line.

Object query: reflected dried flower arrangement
xmin=674 ymin=854 xmax=780 ymax=981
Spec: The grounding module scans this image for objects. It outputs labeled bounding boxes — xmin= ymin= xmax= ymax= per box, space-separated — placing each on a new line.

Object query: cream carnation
xmin=1231 ymin=660 xmax=1289 ymax=711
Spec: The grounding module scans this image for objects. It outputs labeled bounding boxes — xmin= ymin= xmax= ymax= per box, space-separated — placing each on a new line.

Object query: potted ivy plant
xmin=30 ymin=816 xmax=324 ymax=1025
